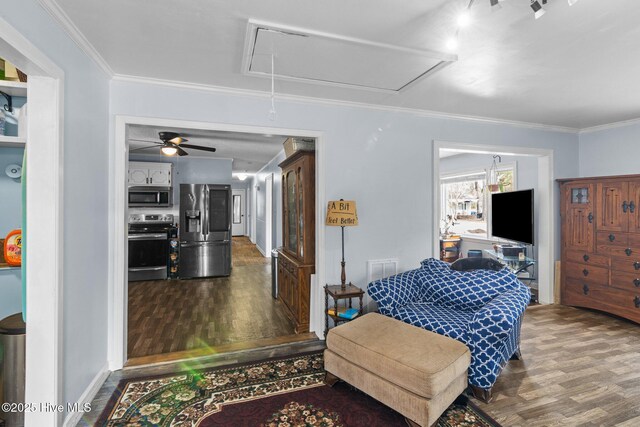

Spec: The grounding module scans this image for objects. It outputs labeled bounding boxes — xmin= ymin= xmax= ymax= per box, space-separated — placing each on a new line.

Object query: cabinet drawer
xmin=564 ymin=278 xmax=640 ymax=313
xmin=598 ymin=246 xmax=640 ymax=258
xmin=596 ymin=231 xmax=628 ymax=247
xmin=628 ymin=234 xmax=640 ymax=248
xmin=565 ymin=250 xmax=609 ymax=268
xmin=611 ymin=257 xmax=640 ymax=274
xmin=565 ymin=261 xmax=609 ymax=285
xmin=611 ymin=271 xmax=640 ymax=291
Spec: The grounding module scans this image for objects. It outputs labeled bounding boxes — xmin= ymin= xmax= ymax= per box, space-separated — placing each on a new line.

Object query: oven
xmin=128 ymin=187 xmax=172 ymax=208
xmin=128 ymin=214 xmax=174 ymax=281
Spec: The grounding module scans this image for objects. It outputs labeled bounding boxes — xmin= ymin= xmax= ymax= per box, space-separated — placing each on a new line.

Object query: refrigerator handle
xmin=203 ymin=186 xmax=209 ymax=237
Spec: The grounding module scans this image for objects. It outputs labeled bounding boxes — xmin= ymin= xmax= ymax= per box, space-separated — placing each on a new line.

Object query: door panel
xmin=563 ymin=184 xmax=594 ymax=252
xmin=629 ymin=181 xmax=640 ymax=233
xmin=597 ymin=182 xmax=628 ymax=232
xmin=231 ymin=189 xmax=246 ymax=236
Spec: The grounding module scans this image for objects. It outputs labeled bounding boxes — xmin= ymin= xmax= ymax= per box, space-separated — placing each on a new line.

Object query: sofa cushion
xmin=326 ymin=313 xmax=470 ymax=399
xmin=367 ymin=268 xmax=432 ymax=314
xmin=421 ymin=259 xmax=520 ymax=311
xmin=391 ymin=302 xmax=472 ymax=345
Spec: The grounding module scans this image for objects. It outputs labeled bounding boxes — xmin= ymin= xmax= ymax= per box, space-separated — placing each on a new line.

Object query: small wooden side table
xmin=324 ymin=284 xmax=365 ymax=338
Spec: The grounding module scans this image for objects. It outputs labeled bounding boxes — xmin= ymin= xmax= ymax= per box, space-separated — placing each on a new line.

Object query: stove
xmin=128 ymin=214 xmax=175 ymax=281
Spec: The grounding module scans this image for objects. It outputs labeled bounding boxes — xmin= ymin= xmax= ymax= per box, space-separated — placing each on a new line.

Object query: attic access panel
xmin=243 ymin=21 xmax=457 ymax=93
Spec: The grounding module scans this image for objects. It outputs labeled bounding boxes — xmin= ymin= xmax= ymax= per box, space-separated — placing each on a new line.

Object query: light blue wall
xmin=2 ymin=0 xmax=110 ymax=412
xmin=110 ymin=80 xmax=580 ymax=290
xmin=0 ymin=147 xmax=24 ymax=319
xmin=440 ymin=153 xmax=538 ymax=191
xmin=579 ymin=123 xmax=640 ymax=177
xmin=250 ymin=151 xmax=286 ymax=254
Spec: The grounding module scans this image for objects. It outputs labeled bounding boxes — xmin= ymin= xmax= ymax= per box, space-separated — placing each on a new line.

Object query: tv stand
xmin=484 ymin=249 xmax=537 ymax=303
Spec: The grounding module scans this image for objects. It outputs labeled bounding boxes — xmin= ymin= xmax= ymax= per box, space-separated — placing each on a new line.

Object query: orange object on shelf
xmin=4 ymin=229 xmax=22 ymax=267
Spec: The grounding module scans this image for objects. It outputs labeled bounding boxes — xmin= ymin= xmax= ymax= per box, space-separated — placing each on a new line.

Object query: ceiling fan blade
xmin=130 ymin=146 xmax=161 ymax=152
xmin=128 ymin=138 xmax=163 ymax=145
xmin=176 ymin=146 xmax=189 ymax=156
xmin=180 ymin=143 xmax=217 ymax=153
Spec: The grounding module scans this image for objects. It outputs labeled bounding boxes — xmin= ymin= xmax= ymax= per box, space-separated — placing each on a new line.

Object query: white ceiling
xmin=127 ymin=125 xmax=287 ymax=173
xmin=54 ymin=0 xmax=640 ymax=128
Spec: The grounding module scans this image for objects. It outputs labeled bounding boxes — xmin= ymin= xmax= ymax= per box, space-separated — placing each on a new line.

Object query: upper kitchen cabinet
xmin=128 ymin=161 xmax=172 ymax=187
xmin=0 ymin=80 xmax=28 ymax=147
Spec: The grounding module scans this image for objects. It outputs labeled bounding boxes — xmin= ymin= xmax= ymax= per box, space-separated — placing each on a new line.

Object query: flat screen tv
xmin=491 ymin=189 xmax=534 ymax=245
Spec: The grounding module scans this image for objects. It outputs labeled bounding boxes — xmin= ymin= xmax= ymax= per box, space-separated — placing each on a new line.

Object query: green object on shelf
xmin=0 ymin=58 xmax=5 ymax=80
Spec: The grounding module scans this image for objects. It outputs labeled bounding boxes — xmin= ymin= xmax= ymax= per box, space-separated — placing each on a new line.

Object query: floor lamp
xmin=325 ymin=199 xmax=358 ymax=290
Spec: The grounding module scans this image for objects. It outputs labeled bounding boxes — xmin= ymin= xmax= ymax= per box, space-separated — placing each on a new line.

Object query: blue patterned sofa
xmin=367 ymin=258 xmax=530 ymax=402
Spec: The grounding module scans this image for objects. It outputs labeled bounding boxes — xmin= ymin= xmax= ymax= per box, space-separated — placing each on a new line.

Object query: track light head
xmin=530 ymin=1 xmax=546 ymax=19
xmin=490 ymin=0 xmax=502 ymax=10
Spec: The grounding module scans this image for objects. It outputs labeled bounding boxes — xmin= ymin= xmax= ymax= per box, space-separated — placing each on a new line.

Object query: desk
xmin=440 ymin=237 xmax=461 ymax=262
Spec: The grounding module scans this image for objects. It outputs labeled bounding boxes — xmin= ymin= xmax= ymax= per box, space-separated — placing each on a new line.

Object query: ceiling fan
xmin=129 ymin=131 xmax=217 ymax=157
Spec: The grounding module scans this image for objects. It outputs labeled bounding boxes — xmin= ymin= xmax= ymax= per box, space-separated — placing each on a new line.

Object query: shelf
xmin=0 ymin=135 xmax=26 ymax=148
xmin=0 ymin=81 xmax=27 ymax=97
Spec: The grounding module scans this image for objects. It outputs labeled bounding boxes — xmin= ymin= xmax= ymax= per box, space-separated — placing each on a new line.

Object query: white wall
xmin=250 ymin=150 xmax=286 ymax=254
xmin=110 ymin=80 xmax=579 ymax=307
xmin=2 ymin=0 xmax=110 ymax=414
xmin=579 ymin=123 xmax=640 ymax=177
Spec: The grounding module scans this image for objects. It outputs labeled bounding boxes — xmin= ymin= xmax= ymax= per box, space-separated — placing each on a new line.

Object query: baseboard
xmin=62 ymin=364 xmax=110 ymax=427
xmin=256 ymin=244 xmax=270 ymax=258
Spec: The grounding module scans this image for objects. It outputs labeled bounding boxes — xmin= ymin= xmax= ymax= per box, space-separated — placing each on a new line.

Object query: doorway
xmin=113 ymin=117 xmax=325 ymax=369
xmin=0 ymin=18 xmax=64 ymax=426
xmin=432 ymin=141 xmax=555 ymax=304
xmin=265 ymin=173 xmax=274 ymax=254
xmin=232 ymin=189 xmax=247 ymax=236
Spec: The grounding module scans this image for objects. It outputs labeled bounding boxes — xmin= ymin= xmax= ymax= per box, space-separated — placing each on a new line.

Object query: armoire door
xmin=563 ymin=184 xmax=595 ymax=252
xmin=628 ymin=181 xmax=640 ymax=234
xmin=597 ymin=181 xmax=628 ymax=233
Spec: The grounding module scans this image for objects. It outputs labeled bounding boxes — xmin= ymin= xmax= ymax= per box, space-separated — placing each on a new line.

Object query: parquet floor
xmin=476 ymin=305 xmax=640 ymax=426
xmin=127 ymin=238 xmax=294 ymax=360
xmin=232 ymin=236 xmax=271 ymax=266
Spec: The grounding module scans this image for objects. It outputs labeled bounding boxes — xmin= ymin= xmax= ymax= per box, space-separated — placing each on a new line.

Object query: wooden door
xmin=563 ymin=183 xmax=595 ymax=252
xmin=597 ymin=181 xmax=628 ymax=232
xmin=628 ymin=181 xmax=640 ymax=234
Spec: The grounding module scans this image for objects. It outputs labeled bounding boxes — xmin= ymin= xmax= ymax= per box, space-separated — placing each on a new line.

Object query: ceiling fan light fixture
xmin=161 ymin=144 xmax=178 ymax=156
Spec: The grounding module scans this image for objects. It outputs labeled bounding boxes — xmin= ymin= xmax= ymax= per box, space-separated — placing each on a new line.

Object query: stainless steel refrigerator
xmin=179 ymin=184 xmax=232 ymax=278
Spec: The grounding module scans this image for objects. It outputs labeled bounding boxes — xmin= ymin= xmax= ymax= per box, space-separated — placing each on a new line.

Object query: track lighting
xmin=530 ymin=1 xmax=546 ymax=19
xmin=490 ymin=0 xmax=502 ymax=10
xmin=568 ymin=0 xmax=579 ymax=5
xmin=445 ymin=37 xmax=459 ymax=52
xmin=457 ymin=12 xmax=471 ymax=28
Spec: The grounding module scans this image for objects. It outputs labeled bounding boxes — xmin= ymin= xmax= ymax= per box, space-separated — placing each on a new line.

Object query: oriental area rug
xmin=97 ymin=351 xmax=500 ymax=427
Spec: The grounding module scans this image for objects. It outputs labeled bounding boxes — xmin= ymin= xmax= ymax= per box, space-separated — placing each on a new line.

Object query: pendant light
xmin=488 ymin=155 xmax=502 ymax=192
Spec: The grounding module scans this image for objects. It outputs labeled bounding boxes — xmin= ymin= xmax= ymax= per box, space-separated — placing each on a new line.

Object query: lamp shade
xmin=326 ymin=200 xmax=358 ymax=227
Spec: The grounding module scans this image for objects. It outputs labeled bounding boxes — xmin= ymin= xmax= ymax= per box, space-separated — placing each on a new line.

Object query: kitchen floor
xmin=127 ymin=237 xmax=296 ymax=362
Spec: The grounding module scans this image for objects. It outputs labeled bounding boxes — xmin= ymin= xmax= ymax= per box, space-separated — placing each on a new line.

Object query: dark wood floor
xmin=127 ymin=238 xmax=295 ymax=360
xmin=475 ymin=305 xmax=640 ymax=426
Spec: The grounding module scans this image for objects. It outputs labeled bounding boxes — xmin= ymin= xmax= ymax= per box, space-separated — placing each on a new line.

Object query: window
xmin=440 ymin=163 xmax=516 ymax=239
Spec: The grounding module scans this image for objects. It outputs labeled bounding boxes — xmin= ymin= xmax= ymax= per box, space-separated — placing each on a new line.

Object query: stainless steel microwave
xmin=128 ymin=187 xmax=172 ymax=207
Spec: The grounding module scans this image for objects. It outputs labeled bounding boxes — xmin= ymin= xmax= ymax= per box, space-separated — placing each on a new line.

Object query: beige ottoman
xmin=324 ymin=313 xmax=470 ymax=427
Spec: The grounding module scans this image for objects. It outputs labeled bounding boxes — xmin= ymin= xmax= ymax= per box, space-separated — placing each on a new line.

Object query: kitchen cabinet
xmin=128 ymin=161 xmax=172 ymax=187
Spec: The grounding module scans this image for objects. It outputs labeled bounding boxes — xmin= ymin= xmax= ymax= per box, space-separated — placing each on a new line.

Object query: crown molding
xmin=112 ymin=74 xmax=580 ymax=134
xmin=38 ymin=0 xmax=114 ymax=77
xmin=579 ymin=116 xmax=640 ymax=135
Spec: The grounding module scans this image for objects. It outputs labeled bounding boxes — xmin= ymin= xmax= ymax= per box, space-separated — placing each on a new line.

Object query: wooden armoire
xmin=277 ymin=150 xmax=315 ymax=333
xmin=559 ymin=174 xmax=640 ymax=324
